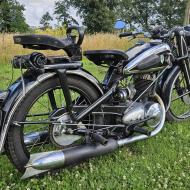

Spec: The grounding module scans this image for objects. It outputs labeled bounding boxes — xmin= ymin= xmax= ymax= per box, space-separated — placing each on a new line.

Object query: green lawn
xmin=0 ymin=62 xmax=190 ymax=190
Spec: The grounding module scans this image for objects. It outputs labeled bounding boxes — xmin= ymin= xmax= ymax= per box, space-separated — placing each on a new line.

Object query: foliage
xmin=40 ymin=12 xmax=53 ymax=29
xmin=55 ymin=0 xmax=118 ymax=33
xmin=54 ymin=0 xmax=187 ymax=33
xmin=117 ymin=0 xmax=158 ymax=31
xmin=117 ymin=0 xmax=187 ymax=31
xmin=157 ymin=0 xmax=187 ymax=29
xmin=0 ymin=0 xmax=29 ymax=33
xmin=54 ymin=1 xmax=78 ymax=27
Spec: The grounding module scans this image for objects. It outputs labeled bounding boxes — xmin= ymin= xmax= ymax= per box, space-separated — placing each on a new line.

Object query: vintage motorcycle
xmin=115 ymin=21 xmax=190 ymax=122
xmin=0 ymin=24 xmax=189 ymax=179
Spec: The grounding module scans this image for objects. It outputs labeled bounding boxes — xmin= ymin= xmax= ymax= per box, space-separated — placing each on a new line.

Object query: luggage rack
xmin=13 ymin=26 xmax=86 ymax=61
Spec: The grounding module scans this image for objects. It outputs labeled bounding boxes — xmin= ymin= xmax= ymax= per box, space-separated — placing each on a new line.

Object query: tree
xmin=54 ymin=0 xmax=187 ymax=33
xmin=0 ymin=0 xmax=29 ymax=33
xmin=54 ymin=0 xmax=118 ymax=33
xmin=118 ymin=0 xmax=187 ymax=31
xmin=158 ymin=0 xmax=187 ymax=29
xmin=184 ymin=0 xmax=190 ymax=25
xmin=54 ymin=1 xmax=78 ymax=27
xmin=117 ymin=0 xmax=158 ymax=31
xmin=40 ymin=12 xmax=53 ymax=28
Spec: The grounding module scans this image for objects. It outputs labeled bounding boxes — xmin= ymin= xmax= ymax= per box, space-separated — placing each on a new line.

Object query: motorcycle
xmin=0 ymin=24 xmax=189 ymax=179
xmin=115 ymin=21 xmax=190 ymax=122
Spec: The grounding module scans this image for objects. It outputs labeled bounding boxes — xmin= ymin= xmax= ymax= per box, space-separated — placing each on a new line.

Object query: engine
xmin=122 ymin=101 xmax=162 ymax=127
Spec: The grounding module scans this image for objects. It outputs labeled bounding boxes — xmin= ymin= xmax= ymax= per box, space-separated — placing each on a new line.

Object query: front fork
xmin=181 ymin=59 xmax=190 ymax=90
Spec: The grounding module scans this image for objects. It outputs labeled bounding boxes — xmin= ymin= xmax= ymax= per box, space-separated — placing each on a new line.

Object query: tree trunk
xmin=184 ymin=0 xmax=190 ymax=25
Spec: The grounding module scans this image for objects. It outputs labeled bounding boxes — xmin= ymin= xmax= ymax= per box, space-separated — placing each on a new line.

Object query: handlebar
xmin=66 ymin=25 xmax=85 ymax=46
xmin=119 ymin=32 xmax=133 ymax=38
xmin=118 ymin=25 xmax=190 ymax=41
xmin=119 ymin=32 xmax=143 ymax=38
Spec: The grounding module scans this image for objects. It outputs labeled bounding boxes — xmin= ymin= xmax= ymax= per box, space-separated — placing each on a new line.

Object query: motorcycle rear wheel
xmin=5 ymin=75 xmax=101 ymax=173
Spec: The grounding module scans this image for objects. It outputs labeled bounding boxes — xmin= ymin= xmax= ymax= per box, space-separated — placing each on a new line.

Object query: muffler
xmin=22 ymin=139 xmax=118 ymax=179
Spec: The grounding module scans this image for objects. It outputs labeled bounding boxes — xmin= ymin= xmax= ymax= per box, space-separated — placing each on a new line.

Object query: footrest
xmin=129 ymin=126 xmax=151 ymax=136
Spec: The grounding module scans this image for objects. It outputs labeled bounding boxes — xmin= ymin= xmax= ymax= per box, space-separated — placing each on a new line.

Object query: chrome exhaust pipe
xmin=24 ymin=131 xmax=49 ymax=146
xmin=117 ymin=94 xmax=165 ymax=146
xmin=22 ymin=95 xmax=165 ymax=179
xmin=22 ymin=139 xmax=118 ymax=179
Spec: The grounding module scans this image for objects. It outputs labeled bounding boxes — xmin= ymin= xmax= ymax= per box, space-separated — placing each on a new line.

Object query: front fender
xmin=161 ymin=65 xmax=181 ymax=111
xmin=0 ymin=69 xmax=103 ymax=153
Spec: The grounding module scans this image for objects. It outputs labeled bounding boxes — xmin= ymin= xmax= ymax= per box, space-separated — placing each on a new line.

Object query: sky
xmin=17 ymin=0 xmax=81 ymax=27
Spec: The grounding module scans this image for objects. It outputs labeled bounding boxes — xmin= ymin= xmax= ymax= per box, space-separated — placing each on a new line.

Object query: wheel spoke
xmin=171 ymin=91 xmax=190 ymax=102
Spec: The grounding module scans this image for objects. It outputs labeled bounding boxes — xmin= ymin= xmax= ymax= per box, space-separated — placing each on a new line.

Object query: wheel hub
xmin=50 ymin=113 xmax=83 ymax=147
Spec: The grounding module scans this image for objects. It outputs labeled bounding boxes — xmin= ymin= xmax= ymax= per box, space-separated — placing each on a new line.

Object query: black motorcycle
xmin=115 ymin=21 xmax=190 ymax=122
xmin=0 ymin=25 xmax=189 ymax=179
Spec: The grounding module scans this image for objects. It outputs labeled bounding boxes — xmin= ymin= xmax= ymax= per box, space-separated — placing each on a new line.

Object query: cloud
xmin=17 ymin=0 xmax=82 ymax=27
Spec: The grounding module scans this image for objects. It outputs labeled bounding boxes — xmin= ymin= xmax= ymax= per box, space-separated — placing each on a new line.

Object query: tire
xmin=5 ymin=75 xmax=101 ymax=173
xmin=166 ymin=68 xmax=190 ymax=122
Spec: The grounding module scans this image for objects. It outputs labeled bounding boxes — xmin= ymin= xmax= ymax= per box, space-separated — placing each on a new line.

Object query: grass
xmin=0 ymin=33 xmax=190 ymax=189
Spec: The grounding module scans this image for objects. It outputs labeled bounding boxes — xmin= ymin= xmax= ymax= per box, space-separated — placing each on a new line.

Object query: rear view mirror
xmin=114 ymin=20 xmax=126 ymax=30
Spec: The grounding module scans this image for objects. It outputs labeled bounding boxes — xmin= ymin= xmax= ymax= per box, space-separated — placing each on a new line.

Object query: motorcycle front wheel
xmin=5 ymin=75 xmax=101 ymax=173
xmin=166 ymin=68 xmax=190 ymax=121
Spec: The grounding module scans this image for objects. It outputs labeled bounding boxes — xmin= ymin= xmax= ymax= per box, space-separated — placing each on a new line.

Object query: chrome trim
xmin=27 ymin=150 xmax=65 ymax=170
xmin=124 ymin=44 xmax=171 ymax=75
xmin=22 ymin=150 xmax=64 ymax=179
xmin=117 ymin=94 xmax=165 ymax=146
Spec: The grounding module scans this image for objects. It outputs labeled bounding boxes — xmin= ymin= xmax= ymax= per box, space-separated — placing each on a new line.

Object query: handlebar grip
xmin=119 ymin=32 xmax=133 ymax=38
xmin=66 ymin=25 xmax=85 ymax=46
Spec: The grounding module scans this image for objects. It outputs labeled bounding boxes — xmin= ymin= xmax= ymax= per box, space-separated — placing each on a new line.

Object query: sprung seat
xmin=13 ymin=35 xmax=74 ymax=50
xmin=13 ymin=34 xmax=82 ymax=60
xmin=84 ymin=50 xmax=128 ymax=65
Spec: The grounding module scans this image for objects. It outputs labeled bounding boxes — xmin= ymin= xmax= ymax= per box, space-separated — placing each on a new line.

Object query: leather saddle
xmin=84 ymin=50 xmax=128 ymax=65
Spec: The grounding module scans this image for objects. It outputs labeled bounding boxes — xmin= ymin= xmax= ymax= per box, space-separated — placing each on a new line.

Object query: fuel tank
xmin=124 ymin=42 xmax=171 ymax=75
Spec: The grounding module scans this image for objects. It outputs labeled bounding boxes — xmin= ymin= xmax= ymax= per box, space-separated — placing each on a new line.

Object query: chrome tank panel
xmin=126 ymin=43 xmax=151 ymax=61
xmin=124 ymin=43 xmax=171 ymax=75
